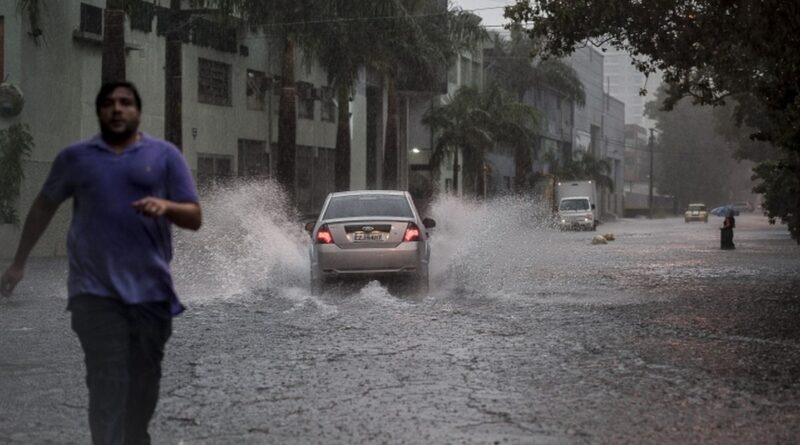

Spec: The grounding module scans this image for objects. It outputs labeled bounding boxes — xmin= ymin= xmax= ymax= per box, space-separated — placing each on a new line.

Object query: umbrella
xmin=710 ymin=205 xmax=740 ymax=217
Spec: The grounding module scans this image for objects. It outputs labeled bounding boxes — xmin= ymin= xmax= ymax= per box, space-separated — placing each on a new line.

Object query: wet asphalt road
xmin=2 ymin=210 xmax=800 ymax=444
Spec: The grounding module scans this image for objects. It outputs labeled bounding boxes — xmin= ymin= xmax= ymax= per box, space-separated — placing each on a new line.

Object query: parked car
xmin=305 ymin=190 xmax=435 ymax=295
xmin=684 ymin=203 xmax=709 ymax=223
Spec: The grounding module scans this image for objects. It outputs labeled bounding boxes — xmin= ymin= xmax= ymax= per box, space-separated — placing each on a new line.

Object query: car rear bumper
xmin=312 ymin=243 xmax=424 ymax=277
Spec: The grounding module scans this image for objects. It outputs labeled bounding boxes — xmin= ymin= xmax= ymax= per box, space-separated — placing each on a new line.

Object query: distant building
xmin=566 ymin=47 xmax=625 ymax=218
xmin=602 ymin=47 xmax=663 ymax=129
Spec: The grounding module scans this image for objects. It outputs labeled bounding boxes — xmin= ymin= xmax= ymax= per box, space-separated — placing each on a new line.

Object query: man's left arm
xmin=132 ymin=198 xmax=201 ymax=230
xmin=132 ymin=143 xmax=202 ymax=230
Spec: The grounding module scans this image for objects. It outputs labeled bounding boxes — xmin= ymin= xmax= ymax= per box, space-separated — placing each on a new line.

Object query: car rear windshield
xmin=689 ymin=205 xmax=706 ymax=211
xmin=559 ymin=198 xmax=590 ymax=211
xmin=324 ymin=195 xmax=414 ymax=219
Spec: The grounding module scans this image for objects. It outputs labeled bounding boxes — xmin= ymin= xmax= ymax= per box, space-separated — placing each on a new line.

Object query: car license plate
xmin=354 ymin=232 xmax=383 ymax=241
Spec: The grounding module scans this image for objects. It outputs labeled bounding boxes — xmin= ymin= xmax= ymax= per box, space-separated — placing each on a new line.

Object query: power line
xmin=242 ymin=6 xmax=509 ymax=29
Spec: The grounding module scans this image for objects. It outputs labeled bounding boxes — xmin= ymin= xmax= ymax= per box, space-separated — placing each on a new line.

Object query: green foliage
xmin=506 ymin=0 xmax=800 ymax=240
xmin=752 ymin=159 xmax=799 ymax=240
xmin=0 ymin=124 xmax=34 ymax=225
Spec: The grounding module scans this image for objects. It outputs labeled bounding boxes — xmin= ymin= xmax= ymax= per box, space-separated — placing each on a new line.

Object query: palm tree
xmin=306 ymin=1 xmax=394 ymax=192
xmin=305 ymin=1 xmax=486 ymax=191
xmin=485 ymin=27 xmax=585 ymax=192
xmin=423 ymin=83 xmax=539 ymax=196
xmin=370 ymin=2 xmax=488 ymax=189
xmin=482 ymin=82 xmax=541 ymax=192
xmin=422 ymin=86 xmax=492 ymax=194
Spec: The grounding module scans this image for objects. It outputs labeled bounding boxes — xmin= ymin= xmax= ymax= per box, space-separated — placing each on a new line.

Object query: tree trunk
xmin=452 ymin=150 xmax=459 ymax=195
xmin=101 ymin=1 xmax=125 ymax=84
xmin=164 ymin=0 xmax=182 ymax=150
xmin=334 ymin=85 xmax=351 ymax=192
xmin=382 ymin=74 xmax=399 ymax=190
xmin=277 ymin=37 xmax=297 ymax=201
xmin=513 ymin=91 xmax=532 ymax=193
xmin=794 ymin=155 xmax=800 ymax=244
xmin=513 ymin=142 xmax=532 ymax=193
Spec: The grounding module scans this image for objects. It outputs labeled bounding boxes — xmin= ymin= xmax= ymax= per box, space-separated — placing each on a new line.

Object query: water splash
xmin=427 ymin=194 xmax=559 ymax=296
xmin=171 ymin=185 xmax=569 ymax=304
xmin=172 ymin=180 xmax=309 ymax=301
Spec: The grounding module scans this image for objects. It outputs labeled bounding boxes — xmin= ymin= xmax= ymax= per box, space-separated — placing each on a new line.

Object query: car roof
xmin=688 ymin=203 xmax=706 ymax=206
xmin=328 ymin=190 xmax=408 ymax=198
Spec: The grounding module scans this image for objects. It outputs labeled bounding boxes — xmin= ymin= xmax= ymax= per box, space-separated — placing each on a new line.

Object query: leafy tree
xmin=645 ymin=86 xmax=753 ymax=212
xmin=505 ymin=0 xmax=800 ymax=242
xmin=753 ymin=160 xmax=798 ymax=239
xmin=0 ymin=124 xmax=34 ymax=225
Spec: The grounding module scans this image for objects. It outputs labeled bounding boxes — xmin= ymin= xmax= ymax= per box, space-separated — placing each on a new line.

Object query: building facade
xmin=0 ymin=1 xmax=364 ymax=257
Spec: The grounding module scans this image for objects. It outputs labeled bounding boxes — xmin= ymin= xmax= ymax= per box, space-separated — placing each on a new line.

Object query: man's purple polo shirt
xmin=42 ymin=133 xmax=199 ymax=316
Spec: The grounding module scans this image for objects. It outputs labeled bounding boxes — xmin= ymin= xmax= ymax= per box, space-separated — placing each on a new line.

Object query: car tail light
xmin=316 ymin=225 xmax=334 ymax=244
xmin=403 ymin=223 xmax=421 ymax=242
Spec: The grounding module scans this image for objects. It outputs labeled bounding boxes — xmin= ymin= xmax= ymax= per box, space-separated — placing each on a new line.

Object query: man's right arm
xmin=0 ymin=193 xmax=60 ymax=297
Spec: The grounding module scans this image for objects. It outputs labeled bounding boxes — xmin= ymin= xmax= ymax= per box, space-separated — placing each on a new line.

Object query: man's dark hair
xmin=95 ymin=81 xmax=142 ymax=115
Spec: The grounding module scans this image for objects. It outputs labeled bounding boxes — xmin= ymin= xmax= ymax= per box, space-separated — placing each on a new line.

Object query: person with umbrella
xmin=712 ymin=206 xmax=738 ymax=249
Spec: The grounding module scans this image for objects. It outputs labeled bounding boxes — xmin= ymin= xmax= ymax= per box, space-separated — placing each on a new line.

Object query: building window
xmin=80 ymin=3 xmax=103 ymax=35
xmin=130 ymin=0 xmax=155 ymax=33
xmin=246 ymin=69 xmax=266 ymax=111
xmin=197 ymin=154 xmax=232 ymax=190
xmin=237 ymin=139 xmax=269 ymax=178
xmin=198 ymin=58 xmax=232 ymax=106
xmin=320 ymin=86 xmax=335 ymax=122
xmin=297 ymin=81 xmax=314 ymax=120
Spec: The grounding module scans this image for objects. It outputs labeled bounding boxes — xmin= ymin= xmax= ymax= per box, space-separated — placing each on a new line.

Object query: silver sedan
xmin=305 ymin=190 xmax=435 ymax=295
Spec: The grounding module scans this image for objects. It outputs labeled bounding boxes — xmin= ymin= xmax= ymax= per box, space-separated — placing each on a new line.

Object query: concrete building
xmin=0 ymin=1 xmax=365 ymax=257
xmin=566 ymin=46 xmax=625 ymax=219
xmin=602 ymin=46 xmax=662 ymax=130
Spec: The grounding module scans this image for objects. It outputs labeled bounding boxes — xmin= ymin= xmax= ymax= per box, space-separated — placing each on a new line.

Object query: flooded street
xmin=2 ymin=189 xmax=800 ymax=444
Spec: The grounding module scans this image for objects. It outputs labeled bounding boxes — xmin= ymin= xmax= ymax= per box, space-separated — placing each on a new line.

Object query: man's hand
xmin=133 ymin=197 xmax=170 ymax=218
xmin=1 ymin=264 xmax=24 ymax=297
xmin=133 ymin=197 xmax=202 ymax=230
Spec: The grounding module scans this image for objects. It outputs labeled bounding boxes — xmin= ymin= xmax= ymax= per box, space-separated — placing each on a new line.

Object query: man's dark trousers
xmin=70 ymin=295 xmax=172 ymax=445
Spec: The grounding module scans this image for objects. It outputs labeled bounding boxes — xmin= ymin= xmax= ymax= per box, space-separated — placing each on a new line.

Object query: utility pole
xmin=648 ymin=128 xmax=655 ymax=219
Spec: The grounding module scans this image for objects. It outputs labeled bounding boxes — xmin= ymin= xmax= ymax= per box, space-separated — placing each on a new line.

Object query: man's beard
xmin=100 ymin=120 xmax=139 ymax=144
